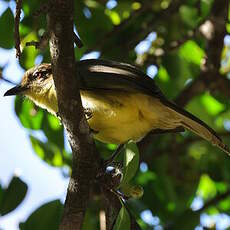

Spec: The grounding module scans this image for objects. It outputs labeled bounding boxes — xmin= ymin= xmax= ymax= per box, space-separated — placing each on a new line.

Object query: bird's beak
xmin=4 ymin=85 xmax=28 ymax=96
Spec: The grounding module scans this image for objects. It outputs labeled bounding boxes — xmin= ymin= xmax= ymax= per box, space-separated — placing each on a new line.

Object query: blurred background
xmin=1 ymin=0 xmax=230 ymax=229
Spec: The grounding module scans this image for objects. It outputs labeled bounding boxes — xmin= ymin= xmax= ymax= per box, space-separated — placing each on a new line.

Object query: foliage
xmin=0 ymin=176 xmax=28 ymax=216
xmin=19 ymin=200 xmax=63 ymax=230
xmin=114 ymin=202 xmax=131 ymax=230
xmin=1 ymin=0 xmax=230 ymax=229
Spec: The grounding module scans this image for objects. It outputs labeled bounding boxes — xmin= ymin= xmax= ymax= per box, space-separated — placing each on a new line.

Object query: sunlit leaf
xmin=120 ymin=141 xmax=139 ymax=186
xmin=42 ymin=113 xmax=64 ymax=150
xmin=30 ymin=135 xmax=66 ymax=167
xmin=201 ymin=93 xmax=225 ymax=116
xmin=186 ymin=94 xmax=215 ymax=128
xmin=157 ymin=66 xmax=170 ymax=82
xmin=197 ymin=174 xmax=217 ymax=201
xmin=179 ymin=40 xmax=205 ymax=65
xmin=20 ymin=32 xmax=39 ymax=69
xmin=105 ymin=9 xmax=121 ymax=25
xmin=188 ymin=142 xmax=208 ymax=160
xmin=15 ymin=97 xmax=44 ymax=130
xmin=132 ymin=2 xmax=141 ymax=10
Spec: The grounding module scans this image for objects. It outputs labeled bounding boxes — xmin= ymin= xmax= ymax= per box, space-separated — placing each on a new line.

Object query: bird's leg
xmin=103 ymin=144 xmax=125 ymax=167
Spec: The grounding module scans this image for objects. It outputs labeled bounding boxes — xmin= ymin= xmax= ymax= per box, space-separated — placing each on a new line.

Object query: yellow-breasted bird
xmin=4 ymin=59 xmax=230 ymax=155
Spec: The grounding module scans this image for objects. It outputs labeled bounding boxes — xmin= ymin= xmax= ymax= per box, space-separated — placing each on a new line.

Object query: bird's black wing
xmin=76 ymin=59 xmax=164 ymax=98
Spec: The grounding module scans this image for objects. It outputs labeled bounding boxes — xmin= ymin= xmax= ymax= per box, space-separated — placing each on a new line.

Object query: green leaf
xmin=105 ymin=9 xmax=121 ymax=25
xmin=179 ymin=5 xmax=199 ymax=28
xmin=161 ymin=52 xmax=196 ymax=98
xmin=197 ymin=174 xmax=217 ymax=201
xmin=227 ymin=23 xmax=230 ymax=33
xmin=19 ymin=32 xmax=39 ymax=69
xmin=200 ymin=93 xmax=225 ymax=116
xmin=157 ymin=66 xmax=170 ymax=83
xmin=15 ymin=97 xmax=44 ymax=130
xmin=30 ymin=135 xmax=66 ymax=167
xmin=200 ymin=0 xmax=214 ymax=18
xmin=218 ymin=196 xmax=230 ymax=212
xmin=82 ymin=208 xmax=99 ymax=230
xmin=42 ymin=113 xmax=64 ymax=150
xmin=179 ymin=40 xmax=205 ymax=65
xmin=136 ymin=171 xmax=157 ymax=186
xmin=121 ymin=184 xmax=144 ymax=199
xmin=188 ymin=141 xmax=208 ymax=160
xmin=75 ymin=1 xmax=113 ymax=47
xmin=19 ymin=200 xmax=63 ymax=230
xmin=121 ymin=141 xmax=139 ymax=186
xmin=0 ymin=8 xmax=14 ymax=48
xmin=0 ymin=176 xmax=28 ymax=216
xmin=113 ymin=204 xmax=131 ymax=230
xmin=186 ymin=93 xmax=215 ymax=128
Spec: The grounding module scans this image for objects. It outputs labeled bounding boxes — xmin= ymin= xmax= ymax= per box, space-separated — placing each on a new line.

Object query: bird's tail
xmin=163 ymin=100 xmax=230 ymax=156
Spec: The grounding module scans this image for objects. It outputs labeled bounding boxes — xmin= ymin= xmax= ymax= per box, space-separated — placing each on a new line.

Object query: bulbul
xmin=4 ymin=59 xmax=230 ymax=155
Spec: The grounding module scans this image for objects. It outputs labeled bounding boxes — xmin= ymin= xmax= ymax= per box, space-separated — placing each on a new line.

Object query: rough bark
xmin=48 ymin=1 xmax=100 ymax=229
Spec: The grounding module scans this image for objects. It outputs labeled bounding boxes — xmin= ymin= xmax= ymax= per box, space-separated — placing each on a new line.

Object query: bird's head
xmin=4 ymin=63 xmax=58 ymax=114
xmin=4 ymin=63 xmax=53 ymax=97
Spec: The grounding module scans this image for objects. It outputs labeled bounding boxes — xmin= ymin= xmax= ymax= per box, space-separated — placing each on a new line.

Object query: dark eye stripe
xmin=32 ymin=70 xmax=51 ymax=79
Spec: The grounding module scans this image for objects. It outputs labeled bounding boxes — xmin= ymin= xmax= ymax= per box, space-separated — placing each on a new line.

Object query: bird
xmin=4 ymin=59 xmax=230 ymax=156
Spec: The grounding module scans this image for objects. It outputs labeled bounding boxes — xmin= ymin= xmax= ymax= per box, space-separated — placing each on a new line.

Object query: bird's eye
xmin=32 ymin=71 xmax=40 ymax=79
xmin=43 ymin=71 xmax=50 ymax=79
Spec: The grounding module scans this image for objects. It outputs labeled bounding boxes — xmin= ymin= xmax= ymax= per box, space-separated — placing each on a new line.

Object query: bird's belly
xmin=80 ymin=90 xmax=158 ymax=144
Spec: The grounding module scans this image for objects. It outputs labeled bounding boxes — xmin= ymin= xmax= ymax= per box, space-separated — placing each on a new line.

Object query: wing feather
xmin=76 ymin=59 xmax=164 ymax=97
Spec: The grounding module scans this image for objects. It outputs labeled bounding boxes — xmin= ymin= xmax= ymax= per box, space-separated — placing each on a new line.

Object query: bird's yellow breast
xmin=80 ymin=90 xmax=162 ymax=144
xmin=26 ymin=86 xmax=172 ymax=144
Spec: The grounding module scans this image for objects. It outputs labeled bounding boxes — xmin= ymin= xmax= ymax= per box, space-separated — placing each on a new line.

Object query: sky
xmin=0 ymin=3 xmax=69 ymax=228
xmin=0 ymin=49 xmax=69 ymax=229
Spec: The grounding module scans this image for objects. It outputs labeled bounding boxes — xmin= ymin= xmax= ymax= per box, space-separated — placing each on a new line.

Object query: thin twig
xmin=0 ymin=71 xmax=17 ymax=85
xmin=14 ymin=0 xmax=22 ymax=59
xmin=26 ymin=30 xmax=50 ymax=50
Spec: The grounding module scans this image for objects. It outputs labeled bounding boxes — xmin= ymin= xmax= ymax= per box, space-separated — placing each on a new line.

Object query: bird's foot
xmin=102 ymin=144 xmax=125 ymax=168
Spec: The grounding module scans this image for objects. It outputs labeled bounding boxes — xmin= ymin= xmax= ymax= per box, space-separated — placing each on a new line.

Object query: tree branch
xmin=14 ymin=0 xmax=22 ymax=59
xmin=48 ymin=1 xmax=100 ymax=229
